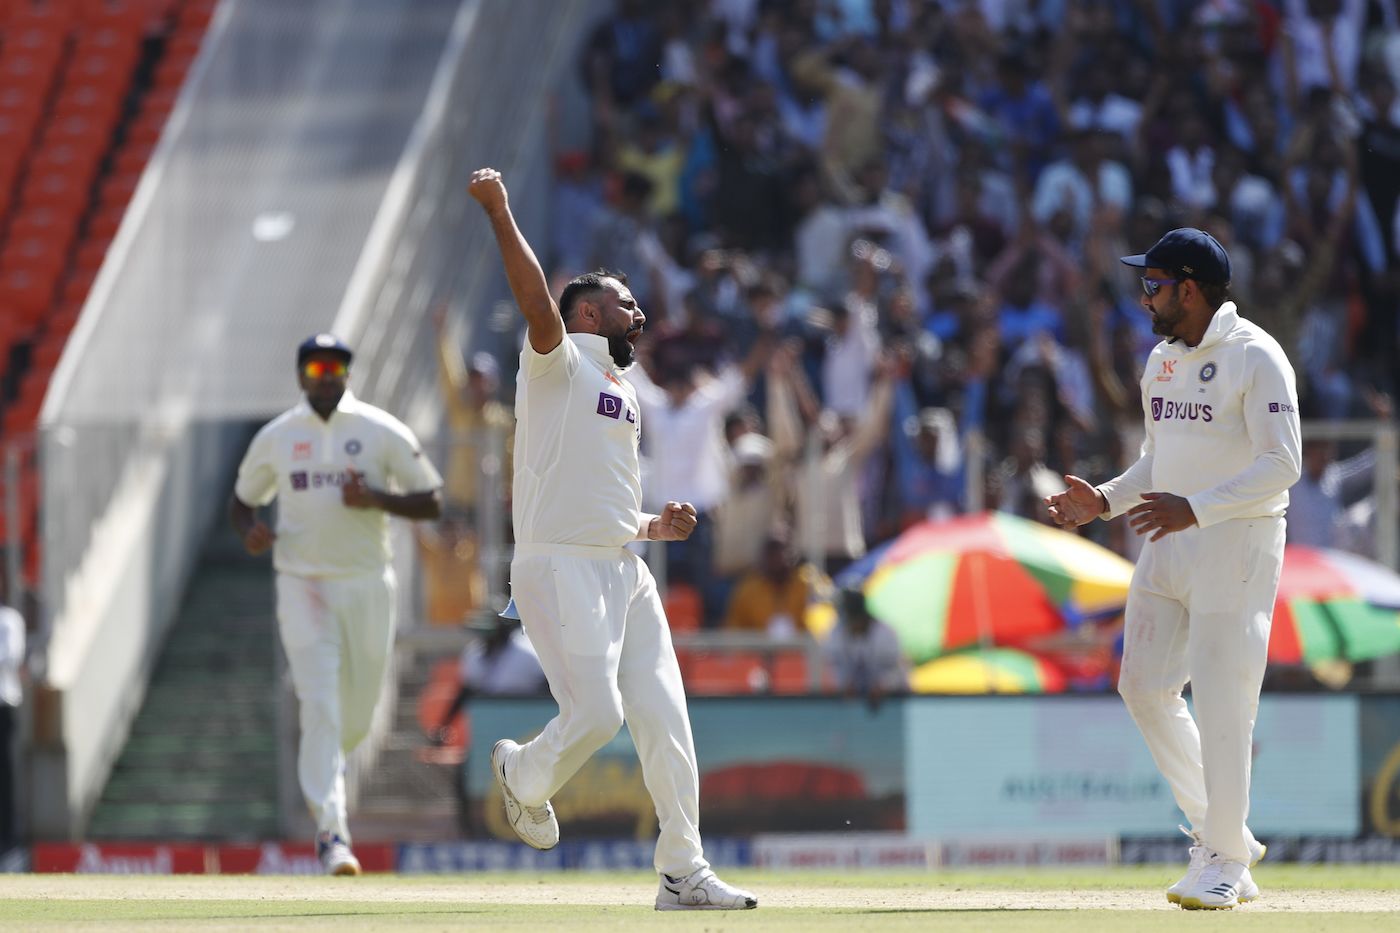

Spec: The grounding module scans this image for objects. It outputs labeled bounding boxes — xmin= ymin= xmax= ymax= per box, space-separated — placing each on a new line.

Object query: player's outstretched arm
xmin=468 ymin=167 xmax=564 ymax=354
xmin=1044 ymin=474 xmax=1105 ymax=529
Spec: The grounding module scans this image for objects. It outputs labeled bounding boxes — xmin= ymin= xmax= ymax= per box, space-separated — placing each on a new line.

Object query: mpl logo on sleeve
xmin=1154 ymin=360 xmax=1177 ymax=382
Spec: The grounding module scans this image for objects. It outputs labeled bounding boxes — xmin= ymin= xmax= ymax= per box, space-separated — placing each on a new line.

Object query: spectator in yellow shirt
xmin=722 ymin=533 xmax=829 ymax=637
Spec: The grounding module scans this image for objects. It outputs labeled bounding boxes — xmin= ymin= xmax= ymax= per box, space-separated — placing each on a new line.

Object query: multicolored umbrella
xmin=910 ymin=647 xmax=1067 ymax=694
xmin=1270 ymin=545 xmax=1400 ymax=665
xmin=853 ymin=512 xmax=1136 ymax=664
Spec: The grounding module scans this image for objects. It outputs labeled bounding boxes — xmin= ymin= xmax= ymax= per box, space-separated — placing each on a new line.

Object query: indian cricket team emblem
xmin=1199 ymin=362 xmax=1217 ymax=383
xmin=344 ymin=439 xmax=362 ymax=455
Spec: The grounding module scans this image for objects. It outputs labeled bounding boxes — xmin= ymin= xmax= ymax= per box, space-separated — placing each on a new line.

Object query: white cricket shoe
xmin=655 ymin=868 xmax=758 ymax=911
xmin=492 ymin=738 xmax=558 ymax=850
xmin=1167 ymin=828 xmax=1267 ymax=905
xmin=315 ymin=832 xmax=361 ymax=876
xmin=1178 ymin=850 xmax=1259 ymax=910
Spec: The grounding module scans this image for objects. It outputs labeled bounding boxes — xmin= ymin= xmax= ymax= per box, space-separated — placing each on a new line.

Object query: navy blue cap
xmin=296 ymin=333 xmax=353 ymax=366
xmin=1120 ymin=227 xmax=1231 ymax=285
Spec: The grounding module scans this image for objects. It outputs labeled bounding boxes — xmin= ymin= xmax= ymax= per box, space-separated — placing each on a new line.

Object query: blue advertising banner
xmin=906 ymin=695 xmax=1359 ymax=838
xmin=1360 ymin=696 xmax=1400 ymax=837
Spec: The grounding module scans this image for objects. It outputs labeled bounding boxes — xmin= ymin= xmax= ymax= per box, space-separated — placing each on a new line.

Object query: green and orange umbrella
xmin=910 ymin=647 xmax=1067 ymax=694
xmin=841 ymin=511 xmax=1135 ymax=664
xmin=1269 ymin=545 xmax=1400 ymax=665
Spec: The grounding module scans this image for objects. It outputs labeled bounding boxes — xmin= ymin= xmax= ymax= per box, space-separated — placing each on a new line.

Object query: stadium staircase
xmin=0 ymin=0 xmax=215 ymax=591
xmin=350 ymin=649 xmax=463 ymax=841
xmin=86 ymin=516 xmax=278 ymax=840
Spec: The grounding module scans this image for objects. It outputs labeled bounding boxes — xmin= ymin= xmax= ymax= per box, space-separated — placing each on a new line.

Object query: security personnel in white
xmin=1046 ymin=229 xmax=1300 ymax=910
xmin=230 ymin=334 xmax=443 ymax=875
xmin=469 ymin=167 xmax=757 ymax=911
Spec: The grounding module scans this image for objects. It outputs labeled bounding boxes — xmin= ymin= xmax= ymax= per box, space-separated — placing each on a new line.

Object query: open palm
xmin=1044 ymin=475 xmax=1103 ymax=528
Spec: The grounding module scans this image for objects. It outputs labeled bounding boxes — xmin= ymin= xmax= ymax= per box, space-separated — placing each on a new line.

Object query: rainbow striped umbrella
xmin=855 ymin=512 xmax=1135 ymax=664
xmin=910 ymin=647 xmax=1067 ymax=694
xmin=1270 ymin=545 xmax=1400 ymax=665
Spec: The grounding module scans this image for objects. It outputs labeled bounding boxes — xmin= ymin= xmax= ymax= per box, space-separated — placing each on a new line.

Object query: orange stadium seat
xmin=662 ymin=582 xmax=702 ymax=632
xmin=0 ymin=267 xmax=57 ymax=324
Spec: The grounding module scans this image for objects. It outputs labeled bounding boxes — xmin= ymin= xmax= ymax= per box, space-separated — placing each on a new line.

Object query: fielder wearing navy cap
xmin=1120 ymin=227 xmax=1231 ymax=285
xmin=296 ymin=333 xmax=354 ymax=366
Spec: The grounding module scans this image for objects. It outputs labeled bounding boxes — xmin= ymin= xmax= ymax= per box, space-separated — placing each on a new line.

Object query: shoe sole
xmin=1179 ymin=889 xmax=1257 ymax=910
xmin=329 ymin=862 xmax=361 ymax=877
xmin=1250 ymin=843 xmax=1266 ymax=868
xmin=492 ymin=739 xmax=557 ymax=851
xmin=655 ymin=900 xmax=758 ymax=911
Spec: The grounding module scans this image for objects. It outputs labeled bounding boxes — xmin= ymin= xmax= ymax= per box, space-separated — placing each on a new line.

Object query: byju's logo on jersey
xmin=1268 ymin=402 xmax=1296 ymax=413
xmin=597 ymin=393 xmax=636 ymax=422
xmin=1151 ymin=397 xmax=1213 ymax=422
xmin=597 ymin=393 xmax=623 ymax=419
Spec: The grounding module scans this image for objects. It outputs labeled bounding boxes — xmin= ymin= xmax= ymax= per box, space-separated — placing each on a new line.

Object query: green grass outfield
xmin=1 ymin=865 xmax=1398 ymax=931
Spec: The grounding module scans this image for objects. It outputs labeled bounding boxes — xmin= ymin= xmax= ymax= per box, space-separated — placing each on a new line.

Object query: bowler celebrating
xmin=1045 ymin=229 xmax=1300 ymax=910
xmin=469 ymin=167 xmax=756 ymax=911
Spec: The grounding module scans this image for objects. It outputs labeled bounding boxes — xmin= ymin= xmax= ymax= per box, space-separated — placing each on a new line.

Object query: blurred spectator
xmin=891 ymin=379 xmax=962 ymax=525
xmin=1288 ymin=390 xmax=1392 ymax=551
xmin=821 ymin=586 xmax=908 ymax=704
xmin=417 ymin=510 xmax=487 ymax=626
xmin=628 ymin=330 xmax=775 ymax=622
xmin=0 ymin=583 xmax=22 ymax=852
xmin=429 ymin=610 xmax=547 ymax=745
xmin=434 ymin=307 xmax=513 ymax=516
xmin=772 ymin=350 xmax=897 ymax=574
xmin=1031 ymin=125 xmax=1133 ymax=249
xmin=723 ymin=532 xmax=830 ymax=637
xmin=711 ymin=431 xmax=784 ymax=611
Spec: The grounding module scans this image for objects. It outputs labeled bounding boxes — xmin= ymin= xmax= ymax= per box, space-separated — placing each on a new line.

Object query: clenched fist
xmin=468 ymin=167 xmax=508 ymax=213
xmin=650 ymin=502 xmax=698 ymax=542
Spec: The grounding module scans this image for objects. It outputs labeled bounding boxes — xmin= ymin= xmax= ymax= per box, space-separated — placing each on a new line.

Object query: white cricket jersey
xmin=235 ymin=389 xmax=442 ymax=577
xmin=1098 ymin=302 xmax=1302 ymax=528
xmin=513 ymin=333 xmax=642 ymax=547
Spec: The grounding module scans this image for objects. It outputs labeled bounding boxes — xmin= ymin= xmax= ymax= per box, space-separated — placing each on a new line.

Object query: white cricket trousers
xmin=508 ymin=543 xmax=707 ymax=877
xmin=275 ymin=568 xmax=396 ymax=843
xmin=1118 ymin=516 xmax=1284 ymax=863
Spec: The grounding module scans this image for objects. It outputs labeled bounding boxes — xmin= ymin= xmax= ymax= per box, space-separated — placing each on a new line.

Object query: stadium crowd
xmin=437 ymin=0 xmax=1400 ymax=643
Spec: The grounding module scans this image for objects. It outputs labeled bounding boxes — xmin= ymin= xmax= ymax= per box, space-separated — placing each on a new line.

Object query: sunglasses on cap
xmin=1140 ymin=276 xmax=1179 ymax=298
xmin=302 ymin=359 xmax=348 ymax=379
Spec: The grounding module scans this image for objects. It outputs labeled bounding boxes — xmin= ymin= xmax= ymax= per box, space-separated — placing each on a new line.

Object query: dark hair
xmin=1197 ymin=280 xmax=1230 ymax=309
xmin=559 ymin=269 xmax=628 ymax=323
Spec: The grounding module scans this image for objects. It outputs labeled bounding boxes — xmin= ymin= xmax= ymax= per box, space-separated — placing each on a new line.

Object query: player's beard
xmin=607 ymin=331 xmax=636 ymax=370
xmin=1150 ymin=292 xmax=1185 ymax=339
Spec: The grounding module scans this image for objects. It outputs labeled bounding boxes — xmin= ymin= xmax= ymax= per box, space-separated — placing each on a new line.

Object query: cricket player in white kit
xmin=1046 ymin=229 xmax=1300 ymax=910
xmin=230 ymin=334 xmax=443 ymax=875
xmin=469 ymin=167 xmax=757 ymax=911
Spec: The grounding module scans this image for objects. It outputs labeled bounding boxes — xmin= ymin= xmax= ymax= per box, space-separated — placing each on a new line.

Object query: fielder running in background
xmin=230 ymin=334 xmax=443 ymax=875
xmin=469 ymin=166 xmax=757 ymax=911
xmin=1045 ymin=229 xmax=1300 ymax=910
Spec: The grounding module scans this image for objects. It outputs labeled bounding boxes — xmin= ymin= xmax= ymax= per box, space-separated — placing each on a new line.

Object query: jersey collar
xmin=1167 ymin=301 xmax=1238 ymax=353
xmin=570 ymin=333 xmax=618 ymax=372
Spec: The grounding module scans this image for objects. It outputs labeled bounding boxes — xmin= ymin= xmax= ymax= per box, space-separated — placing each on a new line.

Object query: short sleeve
xmin=383 ymin=419 xmax=443 ymax=494
xmin=520 ymin=332 xmax=579 ymax=380
xmin=233 ymin=426 xmax=279 ymax=507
